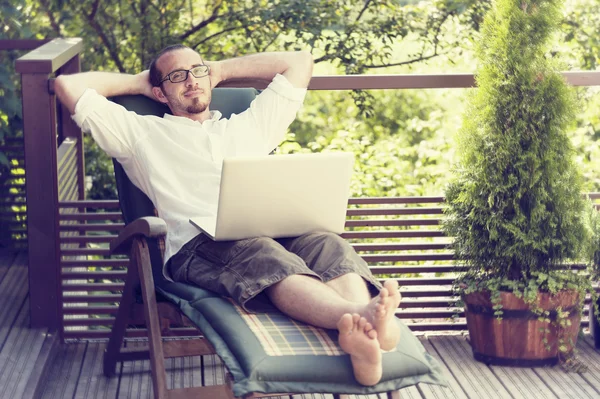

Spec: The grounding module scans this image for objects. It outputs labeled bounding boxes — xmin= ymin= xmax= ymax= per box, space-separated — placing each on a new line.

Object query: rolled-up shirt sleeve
xmin=72 ymin=89 xmax=145 ymax=160
xmin=224 ymin=74 xmax=307 ymax=154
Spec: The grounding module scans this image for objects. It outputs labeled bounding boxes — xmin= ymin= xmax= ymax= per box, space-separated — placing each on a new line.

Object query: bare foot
xmin=369 ymin=280 xmax=402 ymax=351
xmin=337 ymin=313 xmax=382 ymax=386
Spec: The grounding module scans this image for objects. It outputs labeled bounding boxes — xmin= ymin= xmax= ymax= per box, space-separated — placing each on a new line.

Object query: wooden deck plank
xmin=0 ymin=251 xmax=29 ymax=346
xmin=577 ymin=335 xmax=600 ymax=391
xmin=428 ymin=336 xmax=512 ymax=399
xmin=22 ymin=329 xmax=61 ymax=399
xmin=489 ymin=364 xmax=557 ymax=399
xmin=201 ymin=353 xmax=226 ymax=387
xmin=529 ymin=337 xmax=600 ymax=399
xmin=0 ymin=249 xmax=17 ymax=284
xmin=165 ymin=346 xmax=203 ymax=390
xmin=38 ymin=342 xmax=87 ymax=399
xmin=397 ymin=386 xmax=424 ymax=398
xmin=417 ymin=336 xmax=467 ymax=399
xmin=117 ymin=340 xmax=154 ymax=399
xmin=0 ymin=298 xmax=50 ymax=398
xmin=533 ymin=366 xmax=599 ymax=398
xmin=73 ymin=342 xmax=120 ymax=399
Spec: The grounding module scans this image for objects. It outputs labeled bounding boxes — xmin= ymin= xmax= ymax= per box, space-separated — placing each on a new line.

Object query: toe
xmin=337 ymin=313 xmax=354 ymax=334
xmin=358 ymin=317 xmax=368 ymax=330
xmin=379 ymin=287 xmax=389 ymax=300
xmin=366 ymin=328 xmax=378 ymax=339
xmin=384 ymin=280 xmax=399 ymax=292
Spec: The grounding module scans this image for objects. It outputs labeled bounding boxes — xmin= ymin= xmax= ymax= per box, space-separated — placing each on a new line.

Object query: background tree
xmin=1 ymin=0 xmax=598 ymax=200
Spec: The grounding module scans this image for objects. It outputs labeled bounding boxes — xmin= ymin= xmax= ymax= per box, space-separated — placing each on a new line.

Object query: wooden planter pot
xmin=463 ymin=290 xmax=580 ymax=366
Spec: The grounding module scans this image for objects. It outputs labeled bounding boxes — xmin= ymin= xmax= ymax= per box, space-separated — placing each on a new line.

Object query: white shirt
xmin=72 ymin=74 xmax=307 ymax=279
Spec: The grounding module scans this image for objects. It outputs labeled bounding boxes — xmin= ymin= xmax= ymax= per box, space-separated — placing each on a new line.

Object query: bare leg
xmin=326 ymin=273 xmax=371 ymax=303
xmin=265 ymin=274 xmax=364 ymax=329
xmin=266 ymin=275 xmax=402 ymax=350
xmin=337 ymin=313 xmax=382 ymax=386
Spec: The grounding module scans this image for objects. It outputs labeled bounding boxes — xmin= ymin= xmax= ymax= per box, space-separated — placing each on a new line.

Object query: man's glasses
xmin=160 ymin=65 xmax=210 ymax=84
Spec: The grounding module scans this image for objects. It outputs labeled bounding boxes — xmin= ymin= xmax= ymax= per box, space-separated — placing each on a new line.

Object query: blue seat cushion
xmin=157 ymin=282 xmax=446 ymax=397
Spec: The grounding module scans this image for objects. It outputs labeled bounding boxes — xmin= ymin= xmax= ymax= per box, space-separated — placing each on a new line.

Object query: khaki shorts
xmin=167 ymin=231 xmax=382 ymax=312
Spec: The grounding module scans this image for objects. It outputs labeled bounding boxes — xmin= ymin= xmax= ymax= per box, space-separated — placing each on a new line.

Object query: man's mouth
xmin=184 ymin=89 xmax=202 ymax=97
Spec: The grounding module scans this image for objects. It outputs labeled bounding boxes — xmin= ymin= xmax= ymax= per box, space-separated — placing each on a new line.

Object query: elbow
xmin=289 ymin=51 xmax=313 ymax=88
xmin=54 ymin=75 xmax=77 ymax=115
xmin=296 ymin=50 xmax=314 ymax=72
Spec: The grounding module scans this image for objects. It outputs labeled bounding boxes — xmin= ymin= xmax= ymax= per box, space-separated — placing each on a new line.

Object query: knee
xmin=304 ymin=231 xmax=347 ymax=247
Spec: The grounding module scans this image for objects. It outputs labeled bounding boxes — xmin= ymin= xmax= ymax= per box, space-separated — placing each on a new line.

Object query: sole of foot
xmin=337 ymin=313 xmax=382 ymax=386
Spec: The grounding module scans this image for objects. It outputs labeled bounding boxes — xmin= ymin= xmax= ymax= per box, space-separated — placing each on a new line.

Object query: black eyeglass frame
xmin=160 ymin=65 xmax=211 ymax=84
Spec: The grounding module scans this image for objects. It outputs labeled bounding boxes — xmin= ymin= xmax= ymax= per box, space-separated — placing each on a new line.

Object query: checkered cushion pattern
xmin=234 ymin=304 xmax=344 ymax=356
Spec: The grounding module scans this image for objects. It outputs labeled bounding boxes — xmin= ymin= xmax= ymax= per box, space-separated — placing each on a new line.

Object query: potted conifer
xmin=443 ymin=0 xmax=595 ymax=366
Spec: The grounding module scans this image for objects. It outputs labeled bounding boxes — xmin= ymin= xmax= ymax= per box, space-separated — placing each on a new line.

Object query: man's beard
xmin=186 ymin=97 xmax=208 ymax=114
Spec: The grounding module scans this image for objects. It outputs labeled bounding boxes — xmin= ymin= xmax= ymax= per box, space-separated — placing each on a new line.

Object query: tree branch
xmin=364 ymin=50 xmax=451 ymax=68
xmin=178 ymin=0 xmax=223 ymax=41
xmin=355 ymin=0 xmax=374 ymax=23
xmin=260 ymin=31 xmax=281 ymax=52
xmin=38 ymin=0 xmax=61 ymax=35
xmin=83 ymin=1 xmax=126 ymax=72
xmin=88 ymin=0 xmax=101 ymax=20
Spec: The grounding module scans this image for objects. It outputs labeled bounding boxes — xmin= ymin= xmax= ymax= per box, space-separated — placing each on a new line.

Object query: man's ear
xmin=152 ymin=86 xmax=169 ymax=104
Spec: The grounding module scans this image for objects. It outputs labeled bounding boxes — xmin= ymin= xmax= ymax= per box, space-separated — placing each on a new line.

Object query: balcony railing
xmin=14 ymin=38 xmax=600 ymax=340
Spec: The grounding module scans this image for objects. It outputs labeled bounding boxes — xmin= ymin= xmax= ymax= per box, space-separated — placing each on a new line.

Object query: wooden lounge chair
xmin=102 ymin=88 xmax=446 ymax=399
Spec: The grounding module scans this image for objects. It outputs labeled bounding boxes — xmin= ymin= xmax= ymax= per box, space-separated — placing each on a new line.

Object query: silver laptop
xmin=189 ymin=152 xmax=354 ymax=241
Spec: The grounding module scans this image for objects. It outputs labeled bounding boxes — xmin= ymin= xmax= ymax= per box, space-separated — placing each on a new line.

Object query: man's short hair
xmin=148 ymin=44 xmax=191 ymax=87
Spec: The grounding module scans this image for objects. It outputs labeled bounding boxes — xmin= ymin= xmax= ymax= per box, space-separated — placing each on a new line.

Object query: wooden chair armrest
xmin=110 ymin=216 xmax=167 ymax=255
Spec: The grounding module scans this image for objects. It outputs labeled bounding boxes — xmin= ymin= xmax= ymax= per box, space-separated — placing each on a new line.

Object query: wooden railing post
xmin=18 ymin=72 xmax=60 ymax=328
xmin=16 ymin=38 xmax=83 ymax=329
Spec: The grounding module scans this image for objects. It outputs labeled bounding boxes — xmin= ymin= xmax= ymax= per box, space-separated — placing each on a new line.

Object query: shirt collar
xmin=163 ymin=110 xmax=222 ymax=126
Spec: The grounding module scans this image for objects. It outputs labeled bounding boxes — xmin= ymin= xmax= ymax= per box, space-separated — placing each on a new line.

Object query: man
xmin=54 ymin=45 xmax=401 ymax=386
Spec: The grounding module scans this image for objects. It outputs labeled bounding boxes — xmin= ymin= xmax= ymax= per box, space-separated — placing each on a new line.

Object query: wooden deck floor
xmin=2 ymin=249 xmax=600 ymax=399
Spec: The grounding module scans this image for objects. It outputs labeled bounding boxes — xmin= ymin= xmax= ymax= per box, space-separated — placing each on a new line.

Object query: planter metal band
xmin=466 ymin=304 xmax=579 ymax=320
xmin=473 ymin=352 xmax=559 ymax=367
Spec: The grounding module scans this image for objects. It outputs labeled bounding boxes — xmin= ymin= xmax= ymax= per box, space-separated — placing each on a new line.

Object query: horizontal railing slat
xmin=59 ymin=212 xmax=123 ymax=221
xmin=62 ymin=271 xmax=127 ymax=280
xmin=63 ymin=283 xmax=124 ymax=291
xmin=363 ymin=253 xmax=454 ymax=262
xmin=348 ymin=197 xmax=444 ymax=204
xmin=353 ymin=243 xmax=450 ymax=251
xmin=341 ymin=231 xmax=446 ymax=239
xmin=60 ymin=235 xmax=117 ymax=243
xmin=346 ymin=207 xmax=444 ymax=216
xmin=63 ymin=295 xmax=121 ymax=303
xmin=61 ymin=248 xmax=112 ymax=256
xmin=61 ymin=259 xmax=129 ymax=267
xmin=59 ymin=223 xmax=125 ymax=231
xmin=345 ymin=219 xmax=440 ymax=227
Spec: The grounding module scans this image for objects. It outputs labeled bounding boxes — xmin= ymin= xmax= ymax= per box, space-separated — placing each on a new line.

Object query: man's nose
xmin=184 ymin=71 xmax=197 ymax=85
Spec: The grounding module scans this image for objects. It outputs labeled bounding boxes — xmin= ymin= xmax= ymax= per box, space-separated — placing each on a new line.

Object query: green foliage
xmin=35 ymin=0 xmax=482 ymax=74
xmin=562 ymin=0 xmax=600 ymax=70
xmin=3 ymin=0 xmax=598 ymax=202
xmin=0 ymin=2 xmax=33 ymax=164
xmin=281 ymin=88 xmax=457 ymax=197
xmin=445 ymin=0 xmax=588 ymax=283
xmin=13 ymin=0 xmax=490 ymax=198
xmin=83 ymin=135 xmax=118 ymax=199
xmin=444 ymin=0 xmax=600 ymax=356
